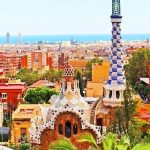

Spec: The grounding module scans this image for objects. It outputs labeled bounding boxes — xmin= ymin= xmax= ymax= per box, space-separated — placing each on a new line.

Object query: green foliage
xmin=86 ymin=57 xmax=103 ymax=79
xmin=8 ymin=143 xmax=16 ymax=149
xmin=102 ymin=132 xmax=117 ymax=150
xmin=115 ymin=135 xmax=130 ymax=150
xmin=131 ymin=143 xmax=150 ymax=150
xmin=125 ymin=49 xmax=150 ymax=99
xmin=16 ymin=68 xmax=40 ymax=86
xmin=3 ymin=117 xmax=10 ymax=127
xmin=123 ymin=84 xmax=137 ymax=132
xmin=111 ymin=83 xmax=137 ymax=134
xmin=126 ymin=48 xmax=150 ymax=85
xmin=43 ymin=69 xmax=63 ymax=82
xmin=76 ymin=71 xmax=84 ymax=97
xmin=18 ymin=136 xmax=31 ymax=150
xmin=49 ymin=137 xmax=77 ymax=150
xmin=19 ymin=143 xmax=31 ymax=150
xmin=24 ymin=87 xmax=58 ymax=104
xmin=77 ymin=133 xmax=100 ymax=150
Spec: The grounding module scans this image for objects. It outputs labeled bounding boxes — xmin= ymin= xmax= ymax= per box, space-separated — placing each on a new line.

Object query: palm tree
xmin=115 ymin=135 xmax=130 ymax=150
xmin=102 ymin=132 xmax=117 ymax=150
xmin=77 ymin=133 xmax=100 ymax=150
xmin=48 ymin=137 xmax=77 ymax=150
xmin=131 ymin=143 xmax=150 ymax=150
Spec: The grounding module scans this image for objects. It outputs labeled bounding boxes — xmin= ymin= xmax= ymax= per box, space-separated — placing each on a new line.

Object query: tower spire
xmin=103 ymin=0 xmax=126 ymax=107
xmin=112 ymin=0 xmax=121 ymax=16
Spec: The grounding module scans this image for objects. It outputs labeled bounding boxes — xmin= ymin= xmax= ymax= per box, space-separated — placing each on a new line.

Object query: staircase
xmin=90 ymin=96 xmax=103 ymax=124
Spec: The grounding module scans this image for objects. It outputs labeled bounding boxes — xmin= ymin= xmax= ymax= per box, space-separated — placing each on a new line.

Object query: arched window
xmin=58 ymin=124 xmax=63 ymax=135
xmin=116 ymin=91 xmax=120 ymax=99
xmin=73 ymin=124 xmax=78 ymax=135
xmin=109 ymin=90 xmax=112 ymax=98
xmin=65 ymin=121 xmax=71 ymax=138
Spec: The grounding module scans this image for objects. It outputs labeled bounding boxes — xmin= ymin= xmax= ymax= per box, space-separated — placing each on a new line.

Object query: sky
xmin=0 ymin=0 xmax=150 ymax=35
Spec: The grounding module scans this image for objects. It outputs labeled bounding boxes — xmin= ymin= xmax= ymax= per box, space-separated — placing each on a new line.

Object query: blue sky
xmin=0 ymin=0 xmax=149 ymax=35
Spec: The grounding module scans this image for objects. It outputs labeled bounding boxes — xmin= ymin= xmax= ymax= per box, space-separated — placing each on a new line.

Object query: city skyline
xmin=0 ymin=0 xmax=150 ymax=35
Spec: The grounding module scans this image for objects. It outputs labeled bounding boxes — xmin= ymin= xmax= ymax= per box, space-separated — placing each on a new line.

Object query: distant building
xmin=18 ymin=32 xmax=22 ymax=44
xmin=6 ymin=32 xmax=10 ymax=44
xmin=11 ymin=104 xmax=50 ymax=144
xmin=0 ymin=52 xmax=21 ymax=75
xmin=86 ymin=60 xmax=110 ymax=97
xmin=58 ymin=53 xmax=65 ymax=69
xmin=0 ymin=80 xmax=27 ymax=114
xmin=21 ymin=51 xmax=53 ymax=73
xmin=68 ymin=59 xmax=88 ymax=75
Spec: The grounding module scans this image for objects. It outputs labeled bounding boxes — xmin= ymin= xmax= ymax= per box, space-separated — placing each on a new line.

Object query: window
xmin=34 ymin=53 xmax=39 ymax=62
xmin=59 ymin=124 xmax=63 ymax=135
xmin=65 ymin=121 xmax=71 ymax=138
xmin=3 ymin=103 xmax=7 ymax=109
xmin=109 ymin=90 xmax=112 ymax=98
xmin=73 ymin=124 xmax=78 ymax=135
xmin=2 ymin=93 xmax=7 ymax=99
xmin=20 ymin=128 xmax=26 ymax=139
xmin=116 ymin=91 xmax=120 ymax=99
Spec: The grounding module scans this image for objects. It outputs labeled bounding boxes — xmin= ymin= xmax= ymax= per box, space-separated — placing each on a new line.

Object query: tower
xmin=6 ymin=32 xmax=10 ymax=44
xmin=18 ymin=32 xmax=22 ymax=44
xmin=103 ymin=0 xmax=126 ymax=107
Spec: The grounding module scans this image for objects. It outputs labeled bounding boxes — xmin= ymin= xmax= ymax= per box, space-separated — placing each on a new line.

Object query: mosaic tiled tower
xmin=103 ymin=0 xmax=126 ymax=107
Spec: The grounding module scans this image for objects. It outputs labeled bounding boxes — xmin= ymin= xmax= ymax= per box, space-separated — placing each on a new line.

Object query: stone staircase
xmin=90 ymin=96 xmax=103 ymax=124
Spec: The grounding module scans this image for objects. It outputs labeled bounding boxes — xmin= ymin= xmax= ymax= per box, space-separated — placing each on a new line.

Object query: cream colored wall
xmin=86 ymin=82 xmax=105 ymax=97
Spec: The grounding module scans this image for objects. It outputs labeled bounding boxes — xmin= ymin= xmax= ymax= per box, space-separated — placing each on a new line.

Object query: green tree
xmin=24 ymin=87 xmax=58 ymax=104
xmin=76 ymin=71 xmax=84 ymax=97
xmin=125 ymin=48 xmax=150 ymax=85
xmin=43 ymin=69 xmax=63 ymax=82
xmin=16 ymin=68 xmax=41 ymax=86
xmin=111 ymin=83 xmax=137 ymax=134
xmin=86 ymin=58 xmax=103 ymax=80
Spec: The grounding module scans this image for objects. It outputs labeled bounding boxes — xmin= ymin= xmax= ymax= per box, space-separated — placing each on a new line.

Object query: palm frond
xmin=131 ymin=143 xmax=150 ymax=150
xmin=115 ymin=135 xmax=130 ymax=150
xmin=49 ymin=137 xmax=77 ymax=150
xmin=102 ymin=132 xmax=117 ymax=150
xmin=77 ymin=133 xmax=100 ymax=150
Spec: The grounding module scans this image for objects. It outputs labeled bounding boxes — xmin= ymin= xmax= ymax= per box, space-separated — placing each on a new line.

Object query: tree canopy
xmin=24 ymin=87 xmax=58 ymax=104
xmin=125 ymin=48 xmax=150 ymax=85
xmin=16 ymin=68 xmax=40 ymax=86
xmin=43 ymin=69 xmax=63 ymax=82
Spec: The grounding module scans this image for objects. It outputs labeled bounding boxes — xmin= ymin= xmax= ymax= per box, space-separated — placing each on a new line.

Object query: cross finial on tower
xmin=112 ymin=0 xmax=121 ymax=17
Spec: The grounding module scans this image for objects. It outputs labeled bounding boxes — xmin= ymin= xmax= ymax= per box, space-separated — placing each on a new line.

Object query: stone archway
xmin=37 ymin=111 xmax=97 ymax=150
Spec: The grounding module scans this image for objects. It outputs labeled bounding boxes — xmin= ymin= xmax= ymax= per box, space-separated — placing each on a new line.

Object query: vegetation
xmin=24 ymin=87 xmax=58 ymax=104
xmin=76 ymin=71 xmax=84 ymax=97
xmin=110 ymin=83 xmax=137 ymax=134
xmin=49 ymin=137 xmax=77 ymax=150
xmin=86 ymin=57 xmax=103 ymax=79
xmin=18 ymin=137 xmax=31 ymax=150
xmin=43 ymin=69 xmax=63 ymax=82
xmin=49 ymin=132 xmax=150 ymax=150
xmin=125 ymin=48 xmax=150 ymax=101
xmin=16 ymin=68 xmax=40 ymax=86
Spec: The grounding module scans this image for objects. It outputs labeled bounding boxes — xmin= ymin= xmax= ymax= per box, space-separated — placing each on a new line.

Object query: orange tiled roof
xmin=68 ymin=60 xmax=88 ymax=68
